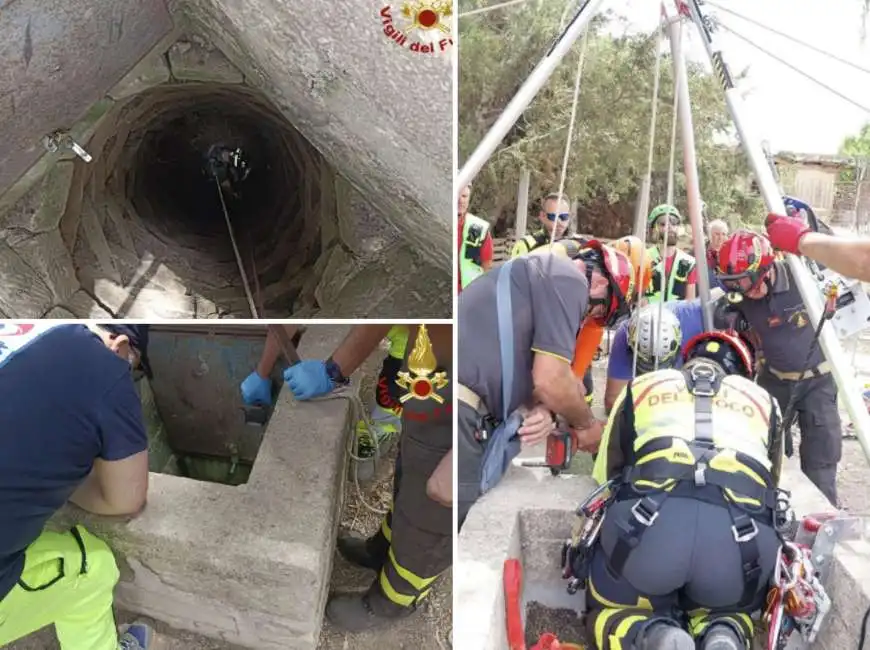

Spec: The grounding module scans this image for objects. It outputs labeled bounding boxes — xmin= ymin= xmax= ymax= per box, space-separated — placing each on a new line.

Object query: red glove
xmin=765 ymin=212 xmax=811 ymax=254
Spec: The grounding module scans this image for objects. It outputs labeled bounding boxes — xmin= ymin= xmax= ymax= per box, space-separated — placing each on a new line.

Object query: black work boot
xmin=699 ymin=624 xmax=745 ymax=650
xmin=326 ymin=578 xmax=417 ymax=632
xmin=637 ymin=622 xmax=695 ymax=650
xmin=336 ymin=530 xmax=389 ymax=571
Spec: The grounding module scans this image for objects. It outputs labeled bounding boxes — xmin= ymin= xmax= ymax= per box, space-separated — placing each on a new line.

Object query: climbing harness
xmin=560 ymin=478 xmax=615 ymax=594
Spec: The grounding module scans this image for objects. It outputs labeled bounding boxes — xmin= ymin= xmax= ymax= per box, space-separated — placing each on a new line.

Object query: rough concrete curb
xmin=455 ymin=456 xmax=863 ymax=650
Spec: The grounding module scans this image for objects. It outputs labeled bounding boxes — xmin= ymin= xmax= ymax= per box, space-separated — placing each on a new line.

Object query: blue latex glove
xmin=240 ymin=371 xmax=272 ymax=406
xmin=283 ymin=360 xmax=334 ymax=400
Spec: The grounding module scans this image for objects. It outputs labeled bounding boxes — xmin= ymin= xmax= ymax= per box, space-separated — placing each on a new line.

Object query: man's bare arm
xmin=330 ymin=325 xmax=394 ymax=376
xmin=684 ymin=283 xmax=697 ymax=301
xmin=604 ymin=378 xmax=628 ymax=415
xmin=800 ymin=233 xmax=870 ymax=281
xmin=69 ymin=451 xmax=149 ymax=516
xmin=532 ymin=354 xmax=593 ymax=428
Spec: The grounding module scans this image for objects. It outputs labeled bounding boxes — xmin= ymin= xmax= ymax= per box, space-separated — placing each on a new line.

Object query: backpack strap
xmin=496 ymin=259 xmax=516 ymax=421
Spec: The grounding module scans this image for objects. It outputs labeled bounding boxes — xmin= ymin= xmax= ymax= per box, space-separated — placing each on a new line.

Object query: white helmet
xmin=627 ymin=305 xmax=682 ymax=373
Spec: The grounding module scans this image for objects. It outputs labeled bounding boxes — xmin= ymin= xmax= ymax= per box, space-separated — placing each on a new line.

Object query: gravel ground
xmin=8 ymin=343 xmax=452 ymax=650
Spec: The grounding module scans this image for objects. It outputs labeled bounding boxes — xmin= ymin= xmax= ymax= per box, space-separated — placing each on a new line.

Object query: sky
xmin=605 ymin=0 xmax=870 ymax=155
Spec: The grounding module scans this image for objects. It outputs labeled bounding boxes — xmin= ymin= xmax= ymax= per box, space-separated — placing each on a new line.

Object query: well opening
xmin=69 ymin=83 xmax=328 ymax=318
xmin=136 ymin=325 xmax=287 ymax=485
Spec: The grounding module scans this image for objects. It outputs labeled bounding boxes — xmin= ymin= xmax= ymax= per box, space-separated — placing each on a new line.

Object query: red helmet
xmin=683 ymin=330 xmax=754 ymax=378
xmin=575 ymin=240 xmax=635 ymax=327
xmin=716 ymin=230 xmax=776 ymax=293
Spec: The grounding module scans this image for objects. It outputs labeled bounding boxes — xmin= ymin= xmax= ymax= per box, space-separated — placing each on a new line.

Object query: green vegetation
xmin=459 ymin=3 xmax=766 ymax=234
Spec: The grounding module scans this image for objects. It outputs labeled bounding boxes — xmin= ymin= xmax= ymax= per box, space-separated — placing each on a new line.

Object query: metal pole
xmin=683 ymin=0 xmax=870 ymax=458
xmin=665 ymin=4 xmax=712 ymax=332
xmin=456 ymin=0 xmax=607 ymax=190
xmin=634 ymin=175 xmax=651 ymax=239
xmin=515 ymin=168 xmax=531 ymax=237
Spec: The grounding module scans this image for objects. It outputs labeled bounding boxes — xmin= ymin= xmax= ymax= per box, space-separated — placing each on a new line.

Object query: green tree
xmin=839 ymin=122 xmax=870 ymax=158
xmin=459 ymin=2 xmax=765 ymax=235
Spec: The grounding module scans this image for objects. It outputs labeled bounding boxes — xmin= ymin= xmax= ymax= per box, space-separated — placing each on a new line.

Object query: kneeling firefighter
xmin=567 ymin=331 xmax=786 ymax=650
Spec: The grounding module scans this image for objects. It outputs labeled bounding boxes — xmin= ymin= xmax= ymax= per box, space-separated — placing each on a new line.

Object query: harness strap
xmin=608 ymin=366 xmax=768 ymax=610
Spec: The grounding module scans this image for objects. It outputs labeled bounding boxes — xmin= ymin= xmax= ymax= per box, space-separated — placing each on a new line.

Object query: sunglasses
xmin=545 ymin=212 xmax=571 ymax=222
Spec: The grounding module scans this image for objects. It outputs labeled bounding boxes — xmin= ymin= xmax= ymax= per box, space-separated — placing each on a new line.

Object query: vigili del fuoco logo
xmin=379 ymin=1 xmax=453 ymax=54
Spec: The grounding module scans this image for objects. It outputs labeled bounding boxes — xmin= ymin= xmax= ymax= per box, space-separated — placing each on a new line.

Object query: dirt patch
xmin=524 ymin=601 xmax=586 ymax=648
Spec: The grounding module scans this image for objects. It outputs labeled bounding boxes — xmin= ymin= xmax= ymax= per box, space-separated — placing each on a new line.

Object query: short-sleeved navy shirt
xmin=458 ymin=254 xmax=589 ymax=418
xmin=0 ymin=324 xmax=147 ymax=599
xmin=736 ymin=261 xmax=825 ymax=373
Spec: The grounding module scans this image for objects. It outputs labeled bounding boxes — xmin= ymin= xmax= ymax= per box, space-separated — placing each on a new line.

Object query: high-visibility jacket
xmin=646 ymin=246 xmax=696 ymax=303
xmin=510 ymin=230 xmax=551 ymax=258
xmin=593 ymin=363 xmax=777 ymax=489
xmin=592 ymin=361 xmax=781 ymax=608
xmin=459 ymin=214 xmax=491 ymax=289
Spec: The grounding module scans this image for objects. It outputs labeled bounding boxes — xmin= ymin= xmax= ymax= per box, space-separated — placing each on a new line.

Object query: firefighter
xmin=766 ymin=211 xmax=870 ymax=282
xmin=204 ymin=143 xmax=250 ymax=199
xmin=457 ymin=246 xmax=635 ymax=526
xmin=241 ymin=326 xmax=410 ymax=477
xmin=279 ymin=324 xmax=452 ymax=632
xmin=0 ymin=323 xmax=155 ymax=650
xmin=604 ymin=290 xmax=729 ymax=413
xmin=581 ymin=331 xmax=782 ymax=650
xmin=645 ymin=204 xmax=698 ymax=303
xmin=458 ymin=183 xmax=494 ymax=292
xmin=510 ymin=192 xmax=572 ymax=257
xmin=716 ymin=230 xmax=842 ymax=506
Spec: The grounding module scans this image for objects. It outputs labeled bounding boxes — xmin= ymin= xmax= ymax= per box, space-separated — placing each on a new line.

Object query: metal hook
xmin=43 ymin=130 xmax=92 ymax=163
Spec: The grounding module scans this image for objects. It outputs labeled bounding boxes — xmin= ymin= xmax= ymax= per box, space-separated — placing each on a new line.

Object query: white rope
xmin=549 ymin=25 xmax=590 ymax=248
xmin=459 ymin=0 xmax=529 ymax=18
xmin=308 ymin=386 xmax=390 ymax=515
xmin=632 ymin=15 xmax=666 ymax=379
xmin=213 ymin=175 xmax=259 ymax=318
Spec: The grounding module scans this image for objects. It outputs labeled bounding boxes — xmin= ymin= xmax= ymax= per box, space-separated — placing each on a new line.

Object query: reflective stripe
xmin=767 ymin=361 xmax=831 ymax=381
xmin=645 ymin=247 xmax=695 ymax=302
xmin=379 ymin=547 xmax=439 ymax=606
xmin=457 ymin=383 xmax=482 ymax=411
xmin=386 ymin=326 xmax=410 ymax=360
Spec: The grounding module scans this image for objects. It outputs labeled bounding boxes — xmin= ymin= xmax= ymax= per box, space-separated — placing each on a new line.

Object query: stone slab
xmin=0 ymin=0 xmax=173 ymax=195
xmin=167 ymin=38 xmax=244 ymax=84
xmin=49 ymin=325 xmax=351 ymax=650
xmin=455 ymin=456 xmax=850 ymax=650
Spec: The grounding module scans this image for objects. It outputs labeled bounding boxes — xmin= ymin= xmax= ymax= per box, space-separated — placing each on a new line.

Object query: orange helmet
xmin=611 ymin=235 xmax=653 ymax=296
xmin=683 ymin=330 xmax=754 ymax=378
xmin=575 ymin=240 xmax=635 ymax=327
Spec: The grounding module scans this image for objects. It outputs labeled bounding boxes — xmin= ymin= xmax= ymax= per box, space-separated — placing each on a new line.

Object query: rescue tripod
xmin=457 ymin=1 xmax=870 ymax=647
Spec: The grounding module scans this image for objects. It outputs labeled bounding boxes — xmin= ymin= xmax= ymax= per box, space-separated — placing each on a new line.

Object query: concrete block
xmin=167 ymin=39 xmax=244 ymax=84
xmin=456 ymin=456 xmax=862 ymax=650
xmin=42 ymin=306 xmax=76 ymax=319
xmin=49 ymin=326 xmax=351 ymax=650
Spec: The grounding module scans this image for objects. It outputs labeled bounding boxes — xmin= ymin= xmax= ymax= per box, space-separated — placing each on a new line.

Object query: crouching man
xmin=575 ymin=331 xmax=783 ymax=650
xmin=0 ymin=323 xmax=154 ymax=650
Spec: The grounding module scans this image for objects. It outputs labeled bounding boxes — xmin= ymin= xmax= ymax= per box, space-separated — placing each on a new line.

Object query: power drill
xmin=545 ymin=429 xmax=580 ymax=476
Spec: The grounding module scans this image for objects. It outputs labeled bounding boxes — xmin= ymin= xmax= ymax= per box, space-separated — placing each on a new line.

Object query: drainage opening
xmin=78 ymin=84 xmax=328 ymax=316
xmin=135 ymin=326 xmax=288 ymax=485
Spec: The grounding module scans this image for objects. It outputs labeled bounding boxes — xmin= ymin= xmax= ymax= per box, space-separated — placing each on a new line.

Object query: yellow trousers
xmin=0 ymin=526 xmax=119 ymax=650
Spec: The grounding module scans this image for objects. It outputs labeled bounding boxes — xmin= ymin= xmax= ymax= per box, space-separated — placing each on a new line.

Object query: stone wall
xmin=0 ymin=0 xmax=452 ymax=318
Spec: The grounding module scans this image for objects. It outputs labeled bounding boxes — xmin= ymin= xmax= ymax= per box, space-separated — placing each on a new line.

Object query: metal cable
xmin=705 ymin=0 xmax=870 ymax=76
xmin=212 ymin=175 xmax=259 ymax=318
xmin=459 ymin=0 xmax=530 ymax=18
xmin=717 ymin=23 xmax=870 ymax=114
xmin=550 ymin=26 xmax=591 ymax=248
xmin=632 ymin=14 xmax=667 ymax=379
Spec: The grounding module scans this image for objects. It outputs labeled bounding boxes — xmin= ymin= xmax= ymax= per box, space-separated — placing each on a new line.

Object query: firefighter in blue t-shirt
xmin=0 ymin=323 xmax=155 ymax=650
